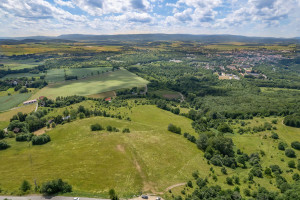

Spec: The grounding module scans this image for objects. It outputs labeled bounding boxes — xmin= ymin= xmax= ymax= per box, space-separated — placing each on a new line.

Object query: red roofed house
xmin=105 ymin=97 xmax=112 ymax=102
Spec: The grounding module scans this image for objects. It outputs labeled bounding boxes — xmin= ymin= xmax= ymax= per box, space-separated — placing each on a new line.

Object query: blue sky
xmin=0 ymin=0 xmax=299 ymax=37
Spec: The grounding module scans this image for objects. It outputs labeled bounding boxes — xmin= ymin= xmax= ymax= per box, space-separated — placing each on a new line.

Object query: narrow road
xmin=35 ymin=102 xmax=38 ymax=112
xmin=0 ymin=196 xmax=108 ymax=200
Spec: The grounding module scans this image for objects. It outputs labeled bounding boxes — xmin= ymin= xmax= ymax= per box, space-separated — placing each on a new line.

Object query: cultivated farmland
xmin=0 ymin=93 xmax=32 ymax=112
xmin=32 ymin=69 xmax=149 ymax=99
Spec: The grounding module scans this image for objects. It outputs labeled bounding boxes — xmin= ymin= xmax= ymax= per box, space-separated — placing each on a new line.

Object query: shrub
xmin=244 ymin=189 xmax=251 ymax=196
xmin=168 ymin=124 xmax=181 ymax=134
xmin=187 ymin=180 xmax=193 ymax=188
xmin=32 ymin=134 xmax=51 ymax=145
xmin=0 ymin=130 xmax=5 ymax=139
xmin=226 ymin=177 xmax=233 ymax=185
xmin=187 ymin=134 xmax=196 ymax=143
xmin=109 ymin=189 xmax=119 ymax=200
xmin=40 ymin=179 xmax=72 ymax=195
xmin=288 ymin=160 xmax=296 ymax=168
xmin=106 ymin=126 xmax=119 ymax=132
xmin=0 ymin=141 xmax=10 ymax=150
xmin=250 ymin=166 xmax=263 ymax=178
xmin=270 ymin=165 xmax=282 ymax=174
xmin=90 ymin=123 xmax=104 ymax=131
xmin=122 ymin=128 xmax=130 ymax=133
xmin=217 ymin=123 xmax=233 ymax=133
xmin=292 ymin=173 xmax=300 ymax=181
xmin=20 ymin=180 xmax=31 ymax=193
xmin=278 ymin=142 xmax=288 ymax=151
xmin=291 ymin=141 xmax=300 ymax=150
xmin=210 ymin=154 xmax=223 ymax=166
xmin=264 ymin=167 xmax=272 ymax=176
xmin=221 ymin=167 xmax=227 ymax=175
xmin=270 ymin=132 xmax=279 ymax=139
xmin=107 ymin=125 xmax=113 ymax=132
xmin=285 ymin=148 xmax=296 ymax=158
xmin=196 ymin=178 xmax=207 ymax=188
xmin=16 ymin=133 xmax=33 ymax=142
xmin=234 ymin=176 xmax=240 ymax=185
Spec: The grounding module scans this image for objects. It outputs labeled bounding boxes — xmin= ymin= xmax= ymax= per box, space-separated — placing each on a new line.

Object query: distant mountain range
xmin=0 ymin=34 xmax=299 ymax=44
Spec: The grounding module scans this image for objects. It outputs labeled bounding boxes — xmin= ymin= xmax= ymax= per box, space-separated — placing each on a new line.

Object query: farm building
xmin=105 ymin=97 xmax=112 ymax=102
xmin=13 ymin=127 xmax=20 ymax=133
xmin=23 ymin=99 xmax=37 ymax=105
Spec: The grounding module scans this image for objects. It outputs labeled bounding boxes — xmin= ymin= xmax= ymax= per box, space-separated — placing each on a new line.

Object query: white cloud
xmin=54 ymin=0 xmax=75 ymax=8
xmin=73 ymin=0 xmax=151 ymax=16
xmin=0 ymin=0 xmax=299 ymax=37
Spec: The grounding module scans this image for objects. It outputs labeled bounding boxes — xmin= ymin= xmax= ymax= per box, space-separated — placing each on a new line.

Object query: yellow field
xmin=0 ymin=43 xmax=122 ymax=56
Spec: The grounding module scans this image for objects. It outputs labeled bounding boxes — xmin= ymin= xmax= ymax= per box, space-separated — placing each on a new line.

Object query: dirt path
xmin=165 ymin=183 xmax=186 ymax=191
xmin=179 ymin=93 xmax=185 ymax=102
xmin=35 ymin=102 xmax=38 ymax=112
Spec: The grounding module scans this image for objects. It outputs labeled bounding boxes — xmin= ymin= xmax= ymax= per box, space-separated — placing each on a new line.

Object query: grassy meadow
xmin=32 ymin=69 xmax=149 ymax=99
xmin=0 ymin=93 xmax=32 ymax=112
xmin=0 ymin=105 xmax=208 ymax=197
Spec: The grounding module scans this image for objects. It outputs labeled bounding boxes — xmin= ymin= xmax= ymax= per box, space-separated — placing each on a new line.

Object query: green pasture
xmin=0 ymin=93 xmax=32 ymax=112
xmin=0 ymin=58 xmax=44 ymax=70
xmin=45 ymin=67 xmax=112 ymax=83
xmin=0 ymin=105 xmax=207 ymax=197
xmin=32 ymin=69 xmax=149 ymax=99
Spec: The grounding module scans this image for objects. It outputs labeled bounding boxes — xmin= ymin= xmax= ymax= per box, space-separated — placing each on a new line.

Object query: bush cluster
xmin=32 ymin=134 xmax=51 ymax=145
xmin=168 ymin=124 xmax=181 ymax=134
xmin=0 ymin=141 xmax=10 ymax=150
xmin=40 ymin=179 xmax=72 ymax=195
xmin=90 ymin=123 xmax=104 ymax=131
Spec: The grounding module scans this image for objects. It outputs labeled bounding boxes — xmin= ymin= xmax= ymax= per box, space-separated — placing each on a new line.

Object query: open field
xmin=0 ymin=103 xmax=36 ymax=121
xmin=31 ymin=69 xmax=149 ymax=99
xmin=150 ymin=89 xmax=181 ymax=100
xmin=87 ymin=91 xmax=116 ymax=99
xmin=0 ymin=93 xmax=32 ymax=112
xmin=45 ymin=67 xmax=112 ymax=83
xmin=0 ymin=44 xmax=122 ymax=56
xmin=0 ymin=58 xmax=44 ymax=70
xmin=0 ymin=88 xmax=18 ymax=97
xmin=0 ymin=67 xmax=111 ymax=81
xmin=0 ymin=105 xmax=207 ymax=197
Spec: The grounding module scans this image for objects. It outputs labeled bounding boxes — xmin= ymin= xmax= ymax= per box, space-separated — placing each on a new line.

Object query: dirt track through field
xmin=165 ymin=183 xmax=186 ymax=191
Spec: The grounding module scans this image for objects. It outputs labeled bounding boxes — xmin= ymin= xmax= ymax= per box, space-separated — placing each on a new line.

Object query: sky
xmin=0 ymin=0 xmax=299 ymax=38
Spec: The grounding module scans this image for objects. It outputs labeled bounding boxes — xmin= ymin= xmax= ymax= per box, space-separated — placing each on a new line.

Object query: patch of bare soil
xmin=116 ymin=144 xmax=125 ymax=153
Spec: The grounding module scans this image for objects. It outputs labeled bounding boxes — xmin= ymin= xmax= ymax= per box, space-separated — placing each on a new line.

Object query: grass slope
xmin=32 ymin=69 xmax=149 ymax=99
xmin=0 ymin=105 xmax=207 ymax=197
